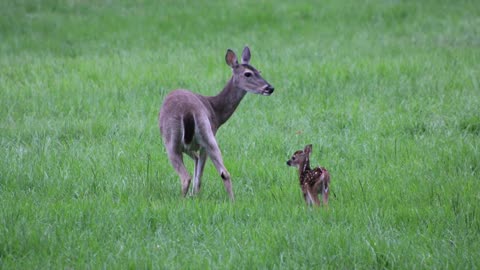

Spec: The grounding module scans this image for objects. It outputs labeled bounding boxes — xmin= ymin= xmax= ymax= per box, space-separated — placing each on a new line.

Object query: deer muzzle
xmin=262 ymin=84 xmax=274 ymax=96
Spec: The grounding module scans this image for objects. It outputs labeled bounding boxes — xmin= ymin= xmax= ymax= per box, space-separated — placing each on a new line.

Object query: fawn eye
xmin=244 ymin=72 xmax=253 ymax=77
xmin=292 ymin=157 xmax=296 ymax=160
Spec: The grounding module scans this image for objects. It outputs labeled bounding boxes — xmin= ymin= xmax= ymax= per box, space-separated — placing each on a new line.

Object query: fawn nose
xmin=286 ymin=160 xmax=291 ymax=166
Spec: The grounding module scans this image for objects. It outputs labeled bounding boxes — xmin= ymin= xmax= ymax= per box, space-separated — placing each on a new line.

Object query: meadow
xmin=1 ymin=0 xmax=479 ymax=268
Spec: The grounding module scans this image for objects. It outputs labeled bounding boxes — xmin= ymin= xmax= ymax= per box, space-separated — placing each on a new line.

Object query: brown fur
xmin=286 ymin=144 xmax=330 ymax=207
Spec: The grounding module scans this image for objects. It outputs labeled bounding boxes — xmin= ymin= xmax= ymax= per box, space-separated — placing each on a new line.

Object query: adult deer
xmin=159 ymin=46 xmax=274 ymax=201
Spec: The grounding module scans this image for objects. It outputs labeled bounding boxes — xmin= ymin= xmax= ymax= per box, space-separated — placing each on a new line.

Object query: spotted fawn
xmin=287 ymin=144 xmax=330 ymax=207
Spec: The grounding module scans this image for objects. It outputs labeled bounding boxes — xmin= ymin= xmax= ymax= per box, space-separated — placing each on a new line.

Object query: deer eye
xmin=244 ymin=71 xmax=253 ymax=77
xmin=292 ymin=157 xmax=296 ymax=161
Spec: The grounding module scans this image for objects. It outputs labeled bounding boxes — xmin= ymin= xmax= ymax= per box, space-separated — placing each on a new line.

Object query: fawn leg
xmin=302 ymin=186 xmax=311 ymax=206
xmin=309 ymin=188 xmax=321 ymax=206
xmin=322 ymin=181 xmax=329 ymax=206
xmin=303 ymin=192 xmax=309 ymax=206
xmin=304 ymin=186 xmax=317 ymax=206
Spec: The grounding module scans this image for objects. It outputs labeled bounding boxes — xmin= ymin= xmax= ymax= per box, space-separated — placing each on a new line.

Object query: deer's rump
xmin=159 ymin=89 xmax=215 ymax=151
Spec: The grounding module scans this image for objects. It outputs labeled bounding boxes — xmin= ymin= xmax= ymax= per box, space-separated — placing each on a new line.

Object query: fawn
xmin=286 ymin=144 xmax=330 ymax=207
xmin=159 ymin=47 xmax=274 ymax=201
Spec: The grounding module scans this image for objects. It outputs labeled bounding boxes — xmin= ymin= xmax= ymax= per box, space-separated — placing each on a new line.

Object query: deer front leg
xmin=302 ymin=191 xmax=310 ymax=206
xmin=166 ymin=146 xmax=191 ymax=197
xmin=302 ymin=185 xmax=314 ymax=206
xmin=308 ymin=187 xmax=321 ymax=206
xmin=192 ymin=148 xmax=207 ymax=195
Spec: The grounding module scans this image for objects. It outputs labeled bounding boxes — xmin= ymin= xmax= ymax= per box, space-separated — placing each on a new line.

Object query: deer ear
xmin=241 ymin=46 xmax=251 ymax=64
xmin=304 ymin=144 xmax=313 ymax=154
xmin=225 ymin=49 xmax=238 ymax=68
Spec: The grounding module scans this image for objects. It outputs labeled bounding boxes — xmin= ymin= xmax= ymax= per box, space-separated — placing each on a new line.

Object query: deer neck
xmin=209 ymin=77 xmax=247 ymax=127
xmin=297 ymin=159 xmax=310 ymax=178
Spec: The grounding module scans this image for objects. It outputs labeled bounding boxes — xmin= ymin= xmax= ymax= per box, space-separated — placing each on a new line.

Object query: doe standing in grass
xmin=159 ymin=46 xmax=274 ymax=201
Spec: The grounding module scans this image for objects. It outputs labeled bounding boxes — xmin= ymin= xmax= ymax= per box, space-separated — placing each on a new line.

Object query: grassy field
xmin=1 ymin=0 xmax=479 ymax=268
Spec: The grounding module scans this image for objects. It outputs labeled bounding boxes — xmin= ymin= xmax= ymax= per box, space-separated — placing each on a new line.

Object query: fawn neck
xmin=209 ymin=77 xmax=247 ymax=127
xmin=297 ymin=158 xmax=311 ymax=178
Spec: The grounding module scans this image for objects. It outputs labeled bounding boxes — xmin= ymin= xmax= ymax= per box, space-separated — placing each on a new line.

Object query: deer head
xmin=225 ymin=47 xmax=274 ymax=96
xmin=286 ymin=144 xmax=312 ymax=171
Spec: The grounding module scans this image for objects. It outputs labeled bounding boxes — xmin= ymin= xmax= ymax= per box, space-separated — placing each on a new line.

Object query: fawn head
xmin=225 ymin=46 xmax=274 ymax=96
xmin=286 ymin=144 xmax=312 ymax=168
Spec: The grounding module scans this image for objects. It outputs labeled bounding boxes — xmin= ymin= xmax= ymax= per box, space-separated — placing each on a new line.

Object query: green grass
xmin=1 ymin=0 xmax=479 ymax=268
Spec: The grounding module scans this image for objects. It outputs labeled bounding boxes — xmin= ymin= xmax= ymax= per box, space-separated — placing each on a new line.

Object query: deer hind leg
xmin=203 ymin=137 xmax=234 ymax=201
xmin=195 ymin=118 xmax=234 ymax=201
xmin=314 ymin=179 xmax=330 ymax=207
xmin=322 ymin=181 xmax=329 ymax=207
xmin=166 ymin=146 xmax=191 ymax=197
xmin=192 ymin=148 xmax=207 ymax=195
xmin=209 ymin=146 xmax=234 ymax=201
xmin=314 ymin=179 xmax=328 ymax=206
xmin=319 ymin=172 xmax=330 ymax=207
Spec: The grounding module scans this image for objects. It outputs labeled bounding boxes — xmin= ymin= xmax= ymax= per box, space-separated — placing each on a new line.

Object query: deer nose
xmin=263 ymin=84 xmax=274 ymax=95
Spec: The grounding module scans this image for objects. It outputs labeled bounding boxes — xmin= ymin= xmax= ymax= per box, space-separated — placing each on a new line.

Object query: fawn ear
xmin=225 ymin=49 xmax=238 ymax=68
xmin=241 ymin=46 xmax=251 ymax=64
xmin=304 ymin=144 xmax=313 ymax=154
